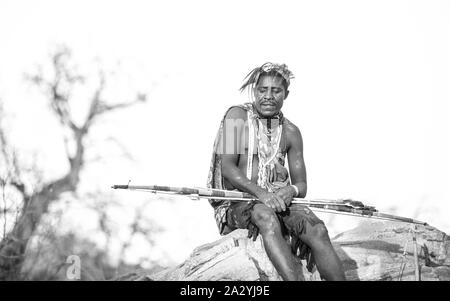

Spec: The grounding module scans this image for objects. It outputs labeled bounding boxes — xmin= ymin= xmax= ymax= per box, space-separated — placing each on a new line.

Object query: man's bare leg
xmin=251 ymin=204 xmax=300 ymax=281
xmin=299 ymin=223 xmax=346 ymax=281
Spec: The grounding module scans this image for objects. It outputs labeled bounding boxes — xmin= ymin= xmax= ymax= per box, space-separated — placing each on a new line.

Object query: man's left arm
xmin=276 ymin=124 xmax=307 ymax=206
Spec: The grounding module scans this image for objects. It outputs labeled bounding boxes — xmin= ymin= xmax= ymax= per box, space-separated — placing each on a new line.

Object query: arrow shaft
xmin=111 ymin=184 xmax=427 ymax=225
xmin=113 ymin=184 xmax=353 ymax=207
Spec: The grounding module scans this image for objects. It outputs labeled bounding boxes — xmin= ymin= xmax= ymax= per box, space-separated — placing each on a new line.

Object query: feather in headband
xmin=239 ymin=62 xmax=294 ymax=92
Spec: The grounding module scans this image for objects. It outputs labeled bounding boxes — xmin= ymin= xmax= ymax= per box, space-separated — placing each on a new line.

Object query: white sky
xmin=1 ymin=0 xmax=450 ymax=266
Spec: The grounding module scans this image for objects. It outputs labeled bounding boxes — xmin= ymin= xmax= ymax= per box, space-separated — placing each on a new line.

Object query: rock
xmin=145 ymin=229 xmax=321 ymax=281
xmin=331 ymin=220 xmax=450 ymax=281
xmin=118 ymin=220 xmax=450 ymax=281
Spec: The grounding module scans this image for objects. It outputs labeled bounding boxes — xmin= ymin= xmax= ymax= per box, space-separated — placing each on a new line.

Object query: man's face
xmin=253 ymin=75 xmax=288 ymax=118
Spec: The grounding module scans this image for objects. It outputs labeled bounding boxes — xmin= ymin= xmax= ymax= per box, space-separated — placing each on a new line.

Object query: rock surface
xmin=117 ymin=220 xmax=450 ymax=281
xmin=333 ymin=220 xmax=450 ymax=281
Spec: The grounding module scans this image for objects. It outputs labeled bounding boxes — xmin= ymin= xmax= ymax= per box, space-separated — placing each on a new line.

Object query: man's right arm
xmin=220 ymin=107 xmax=286 ymax=212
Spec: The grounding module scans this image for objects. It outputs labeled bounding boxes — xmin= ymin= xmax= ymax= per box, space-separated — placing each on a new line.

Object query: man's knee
xmin=251 ymin=205 xmax=280 ymax=232
xmin=309 ymin=223 xmax=330 ymax=241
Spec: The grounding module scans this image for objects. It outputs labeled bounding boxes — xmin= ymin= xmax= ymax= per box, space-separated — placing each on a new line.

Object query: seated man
xmin=207 ymin=62 xmax=345 ymax=281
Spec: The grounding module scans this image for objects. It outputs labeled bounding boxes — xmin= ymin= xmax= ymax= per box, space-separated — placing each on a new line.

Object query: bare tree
xmin=0 ymin=46 xmax=147 ymax=280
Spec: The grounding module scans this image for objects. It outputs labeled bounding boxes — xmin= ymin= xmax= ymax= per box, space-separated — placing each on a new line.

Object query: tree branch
xmin=1 ymin=45 xmax=148 ymax=279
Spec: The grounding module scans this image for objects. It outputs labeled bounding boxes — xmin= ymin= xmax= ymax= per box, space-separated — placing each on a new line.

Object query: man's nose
xmin=264 ymin=90 xmax=274 ymax=99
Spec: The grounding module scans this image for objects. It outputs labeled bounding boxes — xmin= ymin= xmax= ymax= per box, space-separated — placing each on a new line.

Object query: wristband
xmin=290 ymin=185 xmax=299 ymax=197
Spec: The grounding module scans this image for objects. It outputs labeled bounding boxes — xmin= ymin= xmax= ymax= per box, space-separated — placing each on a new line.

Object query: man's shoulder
xmin=224 ymin=104 xmax=250 ymax=119
xmin=282 ymin=117 xmax=303 ymax=149
xmin=283 ymin=117 xmax=301 ymax=135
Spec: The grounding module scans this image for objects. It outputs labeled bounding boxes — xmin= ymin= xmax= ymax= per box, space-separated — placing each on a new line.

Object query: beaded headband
xmin=239 ymin=62 xmax=294 ymax=92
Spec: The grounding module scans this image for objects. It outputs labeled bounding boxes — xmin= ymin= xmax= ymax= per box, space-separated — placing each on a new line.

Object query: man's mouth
xmin=261 ymin=103 xmax=276 ymax=108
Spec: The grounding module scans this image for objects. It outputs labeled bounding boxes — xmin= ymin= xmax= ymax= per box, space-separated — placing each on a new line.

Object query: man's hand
xmin=274 ymin=186 xmax=296 ymax=208
xmin=257 ymin=191 xmax=286 ymax=212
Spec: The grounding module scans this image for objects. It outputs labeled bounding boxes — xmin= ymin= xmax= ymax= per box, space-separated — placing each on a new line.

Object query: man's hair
xmin=239 ymin=62 xmax=294 ymax=93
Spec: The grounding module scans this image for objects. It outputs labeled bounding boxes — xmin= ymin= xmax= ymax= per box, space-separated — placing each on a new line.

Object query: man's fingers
xmin=265 ymin=200 xmax=276 ymax=211
xmin=284 ymin=196 xmax=292 ymax=207
xmin=262 ymin=193 xmax=287 ymax=212
xmin=274 ymin=195 xmax=286 ymax=212
xmin=274 ymin=191 xmax=288 ymax=211
xmin=271 ymin=197 xmax=282 ymax=212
